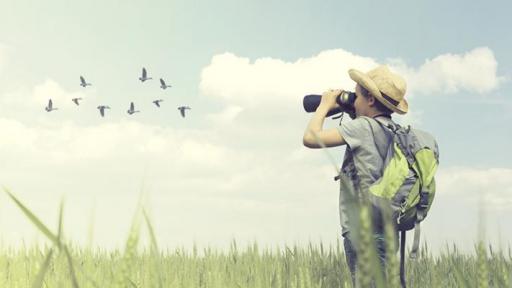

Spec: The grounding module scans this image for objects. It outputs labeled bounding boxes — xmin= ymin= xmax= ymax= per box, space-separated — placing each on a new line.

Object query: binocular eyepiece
xmin=303 ymin=91 xmax=357 ymax=119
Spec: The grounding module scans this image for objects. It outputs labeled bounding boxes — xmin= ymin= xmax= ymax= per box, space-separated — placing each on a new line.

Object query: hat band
xmin=382 ymin=93 xmax=399 ymax=106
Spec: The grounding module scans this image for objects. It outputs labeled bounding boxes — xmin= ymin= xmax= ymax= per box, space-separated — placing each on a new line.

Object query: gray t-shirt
xmin=336 ymin=116 xmax=394 ymax=235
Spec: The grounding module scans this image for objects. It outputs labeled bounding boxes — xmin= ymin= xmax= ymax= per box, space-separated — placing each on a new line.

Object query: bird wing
xmin=80 ymin=76 xmax=85 ymax=84
xmin=160 ymin=78 xmax=165 ymax=86
xmin=130 ymin=102 xmax=134 ymax=110
xmin=142 ymin=68 xmax=147 ymax=78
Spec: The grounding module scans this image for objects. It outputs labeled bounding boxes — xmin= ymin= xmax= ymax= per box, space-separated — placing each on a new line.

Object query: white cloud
xmin=436 ymin=166 xmax=512 ymax=210
xmin=199 ymin=50 xmax=378 ymax=107
xmin=199 ymin=47 xmax=504 ymax=144
xmin=206 ymin=105 xmax=244 ymax=124
xmin=32 ymin=79 xmax=85 ymax=107
xmin=0 ymin=79 xmax=88 ymax=114
xmin=201 ymin=47 xmax=503 ymax=113
xmin=390 ymin=47 xmax=503 ymax=95
xmin=0 ymin=118 xmax=245 ymax=171
xmin=423 ymin=166 xmax=512 ymax=251
xmin=0 ymin=114 xmax=341 ymax=250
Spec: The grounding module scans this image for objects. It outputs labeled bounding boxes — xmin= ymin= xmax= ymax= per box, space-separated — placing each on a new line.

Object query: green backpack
xmin=367 ymin=118 xmax=438 ymax=229
xmin=366 ymin=117 xmax=439 ymax=286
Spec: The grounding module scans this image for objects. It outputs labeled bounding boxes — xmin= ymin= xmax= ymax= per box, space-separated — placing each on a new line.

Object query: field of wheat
xmin=2 ymin=189 xmax=511 ymax=288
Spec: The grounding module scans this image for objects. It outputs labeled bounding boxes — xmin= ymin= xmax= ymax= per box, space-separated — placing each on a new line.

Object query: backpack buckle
xmin=418 ymin=192 xmax=429 ymax=209
xmin=397 ymin=212 xmax=403 ymax=224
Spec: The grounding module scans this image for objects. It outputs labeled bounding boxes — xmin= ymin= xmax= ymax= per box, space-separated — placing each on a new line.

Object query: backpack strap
xmin=409 ymin=218 xmax=422 ymax=260
xmin=361 ymin=116 xmax=394 ymax=162
xmin=409 ymin=204 xmax=429 ymax=259
xmin=410 ymin=186 xmax=431 ymax=259
xmin=400 ymin=230 xmax=407 ymax=288
xmin=371 ymin=116 xmax=400 ymax=134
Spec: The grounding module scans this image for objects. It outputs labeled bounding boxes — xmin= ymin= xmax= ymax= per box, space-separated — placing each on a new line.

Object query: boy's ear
xmin=367 ymin=95 xmax=376 ymax=106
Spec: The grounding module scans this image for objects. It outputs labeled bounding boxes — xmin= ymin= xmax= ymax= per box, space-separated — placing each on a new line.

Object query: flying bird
xmin=127 ymin=102 xmax=140 ymax=115
xmin=177 ymin=106 xmax=191 ymax=118
xmin=159 ymin=78 xmax=172 ymax=89
xmin=139 ymin=67 xmax=152 ymax=82
xmin=80 ymin=76 xmax=92 ymax=87
xmin=152 ymin=99 xmax=164 ymax=107
xmin=72 ymin=97 xmax=83 ymax=105
xmin=45 ymin=99 xmax=58 ymax=112
xmin=97 ymin=105 xmax=110 ymax=117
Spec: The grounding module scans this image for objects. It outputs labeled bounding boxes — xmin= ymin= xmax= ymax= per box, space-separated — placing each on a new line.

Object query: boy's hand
xmin=319 ymin=89 xmax=342 ymax=111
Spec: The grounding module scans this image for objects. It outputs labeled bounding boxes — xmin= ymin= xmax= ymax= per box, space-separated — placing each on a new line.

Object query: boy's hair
xmin=360 ymin=86 xmax=394 ymax=115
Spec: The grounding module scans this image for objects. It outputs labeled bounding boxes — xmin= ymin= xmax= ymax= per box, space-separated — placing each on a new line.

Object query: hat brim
xmin=348 ymin=68 xmax=408 ymax=115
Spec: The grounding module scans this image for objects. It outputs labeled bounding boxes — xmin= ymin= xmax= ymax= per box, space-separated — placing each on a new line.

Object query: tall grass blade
xmin=143 ymin=208 xmax=164 ymax=288
xmin=31 ymin=248 xmax=54 ymax=288
xmin=383 ymin=214 xmax=399 ymax=287
xmin=4 ymin=188 xmax=59 ymax=245
xmin=117 ymin=203 xmax=142 ymax=288
xmin=356 ymin=205 xmax=374 ymax=288
xmin=477 ymin=241 xmax=489 ymax=288
xmin=5 ymin=189 xmax=80 ymax=287
xmin=63 ymin=246 xmax=80 ymax=288
xmin=477 ymin=191 xmax=489 ymax=288
xmin=57 ymin=198 xmax=64 ymax=249
xmin=452 ymin=260 xmax=473 ymax=288
xmin=143 ymin=208 xmax=159 ymax=251
xmin=87 ymin=200 xmax=96 ymax=249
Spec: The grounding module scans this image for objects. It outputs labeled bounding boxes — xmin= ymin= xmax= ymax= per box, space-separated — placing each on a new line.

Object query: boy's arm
xmin=303 ymin=90 xmax=346 ymax=148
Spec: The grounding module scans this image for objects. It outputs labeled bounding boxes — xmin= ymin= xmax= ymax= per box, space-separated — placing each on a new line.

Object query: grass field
xmin=0 ymin=241 xmax=511 ymax=287
xmin=2 ymin=189 xmax=511 ymax=288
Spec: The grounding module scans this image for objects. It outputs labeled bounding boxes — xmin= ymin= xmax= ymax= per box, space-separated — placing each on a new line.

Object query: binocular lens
xmin=303 ymin=91 xmax=356 ymax=119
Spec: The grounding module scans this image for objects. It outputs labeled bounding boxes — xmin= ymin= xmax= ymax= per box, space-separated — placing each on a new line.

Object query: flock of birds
xmin=44 ymin=67 xmax=192 ymax=118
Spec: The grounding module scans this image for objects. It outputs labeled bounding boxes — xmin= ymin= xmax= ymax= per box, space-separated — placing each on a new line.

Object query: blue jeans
xmin=343 ymin=232 xmax=397 ymax=286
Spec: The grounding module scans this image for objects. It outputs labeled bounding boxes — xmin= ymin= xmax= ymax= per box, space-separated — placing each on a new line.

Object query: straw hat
xmin=348 ymin=65 xmax=408 ymax=114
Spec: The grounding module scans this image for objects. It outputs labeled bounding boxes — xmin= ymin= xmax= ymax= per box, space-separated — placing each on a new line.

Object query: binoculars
xmin=303 ymin=91 xmax=357 ymax=119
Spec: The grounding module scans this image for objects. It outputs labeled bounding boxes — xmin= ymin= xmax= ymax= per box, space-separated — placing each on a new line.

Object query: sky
xmin=0 ymin=0 xmax=510 ymax=253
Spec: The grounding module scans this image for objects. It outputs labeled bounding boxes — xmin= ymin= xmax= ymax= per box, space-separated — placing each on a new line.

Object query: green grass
xmin=0 ymin=242 xmax=511 ymax=288
xmin=2 ymin=188 xmax=511 ymax=288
